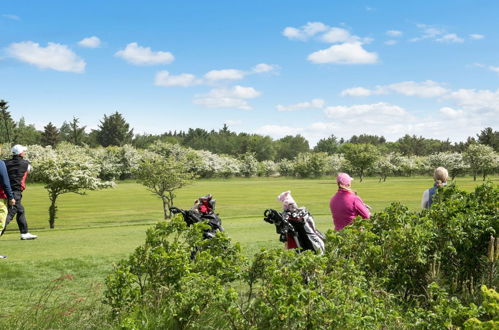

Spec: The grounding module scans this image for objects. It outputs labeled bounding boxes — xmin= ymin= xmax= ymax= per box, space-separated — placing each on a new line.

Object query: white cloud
xmin=115 ymin=42 xmax=174 ymax=65
xmin=387 ymin=81 xmax=449 ymax=97
xmin=469 ymin=34 xmax=485 ymax=40
xmin=324 ymin=102 xmax=407 ymax=119
xmin=439 ymin=107 xmax=464 ymax=118
xmin=204 ymin=69 xmax=245 ymax=81
xmin=341 ymin=80 xmax=449 ymax=98
xmin=412 ymin=24 xmax=467 ymax=43
xmin=276 ymin=98 xmax=325 ymax=111
xmin=155 ymin=63 xmax=276 ymax=89
xmin=341 ymin=87 xmax=376 ymax=97
xmin=384 ymin=40 xmax=398 ymax=45
xmin=284 ymin=22 xmax=377 ymax=65
xmin=436 ymin=33 xmax=464 ymax=43
xmin=282 ymin=22 xmax=328 ymax=41
xmin=2 ymin=14 xmax=20 ymax=20
xmin=473 ymin=63 xmax=499 ymax=75
xmin=319 ymin=27 xmax=356 ymax=43
xmin=193 ymin=85 xmax=261 ymax=110
xmin=6 ymin=41 xmax=85 ymax=73
xmin=252 ymin=63 xmax=277 ymax=73
xmin=78 ymin=36 xmax=101 ymax=48
xmin=386 ymin=30 xmax=402 ymax=37
xmin=282 ymin=27 xmax=303 ymax=40
xmin=308 ymin=42 xmax=378 ymax=64
xmin=445 ymin=88 xmax=499 ymax=112
xmin=155 ymin=71 xmax=199 ymax=87
xmin=411 ymin=24 xmax=446 ymax=42
xmin=257 ymin=94 xmax=499 ymax=145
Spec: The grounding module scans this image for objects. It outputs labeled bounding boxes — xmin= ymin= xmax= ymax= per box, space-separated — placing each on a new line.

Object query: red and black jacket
xmin=5 ymin=155 xmax=30 ymax=192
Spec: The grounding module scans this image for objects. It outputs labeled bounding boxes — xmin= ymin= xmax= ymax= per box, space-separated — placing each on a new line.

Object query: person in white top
xmin=421 ymin=167 xmax=449 ymax=209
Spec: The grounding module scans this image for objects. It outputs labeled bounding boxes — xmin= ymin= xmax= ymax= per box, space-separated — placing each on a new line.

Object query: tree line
xmin=1 ymin=99 xmax=498 ymax=161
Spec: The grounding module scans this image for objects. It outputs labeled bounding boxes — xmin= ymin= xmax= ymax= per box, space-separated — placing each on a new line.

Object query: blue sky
xmin=1 ymin=0 xmax=498 ymax=145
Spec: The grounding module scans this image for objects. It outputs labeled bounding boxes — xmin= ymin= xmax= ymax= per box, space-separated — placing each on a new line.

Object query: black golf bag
xmin=264 ymin=208 xmax=325 ymax=254
xmin=170 ymin=194 xmax=224 ymax=240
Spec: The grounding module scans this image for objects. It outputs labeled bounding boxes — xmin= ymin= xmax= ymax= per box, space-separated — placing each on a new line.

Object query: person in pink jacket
xmin=329 ymin=173 xmax=370 ymax=231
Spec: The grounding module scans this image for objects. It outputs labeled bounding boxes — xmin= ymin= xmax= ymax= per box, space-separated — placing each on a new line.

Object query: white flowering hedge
xmin=9 ymin=142 xmax=497 ymax=182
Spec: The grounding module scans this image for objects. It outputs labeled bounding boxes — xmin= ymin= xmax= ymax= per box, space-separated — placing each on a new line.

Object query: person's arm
xmin=0 ymin=161 xmax=14 ymax=201
xmin=421 ymin=189 xmax=430 ymax=209
xmin=354 ymin=196 xmax=370 ymax=219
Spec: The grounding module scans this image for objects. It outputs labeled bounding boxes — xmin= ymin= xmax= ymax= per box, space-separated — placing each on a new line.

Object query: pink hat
xmin=336 ymin=173 xmax=353 ymax=186
xmin=277 ymin=191 xmax=298 ymax=211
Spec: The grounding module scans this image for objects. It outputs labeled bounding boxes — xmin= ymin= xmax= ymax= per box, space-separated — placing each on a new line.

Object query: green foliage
xmin=14 ymin=117 xmax=41 ymax=145
xmin=30 ymin=143 xmax=113 ymax=228
xmin=96 ymin=111 xmax=134 ymax=147
xmin=0 ymin=99 xmax=16 ymax=144
xmin=238 ymin=152 xmax=258 ymax=177
xmin=104 ymin=217 xmax=244 ymax=323
xmin=59 ymin=117 xmax=87 ymax=146
xmin=275 ymin=135 xmax=310 ymax=160
xmin=294 ymin=152 xmax=330 ymax=178
xmin=464 ymin=286 xmax=499 ymax=329
xmin=477 ymin=127 xmax=499 ymax=152
xmin=313 ymin=134 xmax=340 ymax=154
xmin=41 ymin=122 xmax=60 ymax=147
xmin=134 ymin=154 xmax=196 ymax=218
xmin=342 ymin=143 xmax=380 ymax=182
xmin=464 ymin=144 xmax=498 ymax=181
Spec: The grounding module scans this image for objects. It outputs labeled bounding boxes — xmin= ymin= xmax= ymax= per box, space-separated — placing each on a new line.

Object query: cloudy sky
xmin=1 ymin=0 xmax=498 ymax=145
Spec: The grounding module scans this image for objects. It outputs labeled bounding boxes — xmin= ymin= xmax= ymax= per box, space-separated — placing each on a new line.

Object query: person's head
xmin=277 ymin=191 xmax=297 ymax=211
xmin=336 ymin=172 xmax=353 ymax=189
xmin=433 ymin=167 xmax=449 ymax=185
xmin=11 ymin=144 xmax=27 ymax=158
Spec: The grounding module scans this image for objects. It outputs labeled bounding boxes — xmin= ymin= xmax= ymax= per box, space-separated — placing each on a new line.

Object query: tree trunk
xmin=162 ymin=196 xmax=168 ymax=219
xmin=473 ymin=172 xmax=477 ymax=181
xmin=49 ymin=195 xmax=58 ymax=229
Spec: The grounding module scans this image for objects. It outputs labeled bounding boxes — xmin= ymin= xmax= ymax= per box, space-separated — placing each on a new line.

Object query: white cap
xmin=11 ymin=144 xmax=27 ymax=155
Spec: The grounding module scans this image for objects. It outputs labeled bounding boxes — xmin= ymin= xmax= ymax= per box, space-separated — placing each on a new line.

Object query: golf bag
xmin=264 ymin=207 xmax=325 ymax=254
xmin=170 ymin=194 xmax=224 ymax=239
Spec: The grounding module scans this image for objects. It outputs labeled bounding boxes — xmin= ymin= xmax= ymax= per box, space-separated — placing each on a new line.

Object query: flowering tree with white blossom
xmin=29 ymin=143 xmax=113 ymax=228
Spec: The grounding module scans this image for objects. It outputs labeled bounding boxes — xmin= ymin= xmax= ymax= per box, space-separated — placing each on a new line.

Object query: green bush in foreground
xmin=104 ymin=182 xmax=498 ymax=329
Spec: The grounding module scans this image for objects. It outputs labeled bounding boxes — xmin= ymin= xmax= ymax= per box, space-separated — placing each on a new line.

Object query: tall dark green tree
xmin=60 ymin=117 xmax=87 ymax=145
xmin=0 ymin=99 xmax=17 ymax=144
xmin=41 ymin=122 xmax=60 ymax=147
xmin=96 ymin=112 xmax=133 ymax=147
xmin=477 ymin=127 xmax=499 ymax=152
xmin=14 ymin=117 xmax=42 ymax=145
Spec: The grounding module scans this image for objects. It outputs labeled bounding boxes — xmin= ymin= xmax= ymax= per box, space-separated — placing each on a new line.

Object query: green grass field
xmin=0 ymin=176 xmax=496 ymax=318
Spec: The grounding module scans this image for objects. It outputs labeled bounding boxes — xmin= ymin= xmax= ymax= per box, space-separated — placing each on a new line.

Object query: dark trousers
xmin=1 ymin=191 xmax=28 ymax=235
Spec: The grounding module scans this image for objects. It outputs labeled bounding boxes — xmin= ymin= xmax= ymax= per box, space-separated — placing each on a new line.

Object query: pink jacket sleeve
xmin=354 ymin=196 xmax=370 ymax=219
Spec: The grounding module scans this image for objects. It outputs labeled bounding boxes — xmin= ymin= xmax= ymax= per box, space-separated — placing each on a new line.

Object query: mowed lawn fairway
xmin=0 ymin=176 xmax=496 ymax=316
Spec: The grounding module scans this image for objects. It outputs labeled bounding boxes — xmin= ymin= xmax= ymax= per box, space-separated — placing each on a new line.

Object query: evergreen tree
xmin=477 ymin=127 xmax=499 ymax=152
xmin=60 ymin=117 xmax=86 ymax=145
xmin=14 ymin=117 xmax=42 ymax=145
xmin=96 ymin=112 xmax=133 ymax=147
xmin=0 ymin=99 xmax=17 ymax=144
xmin=41 ymin=122 xmax=60 ymax=147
